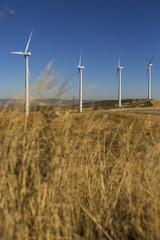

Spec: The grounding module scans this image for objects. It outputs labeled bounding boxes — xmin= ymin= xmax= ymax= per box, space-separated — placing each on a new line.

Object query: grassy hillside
xmin=0 ymin=102 xmax=160 ymax=240
xmin=76 ymin=98 xmax=153 ymax=110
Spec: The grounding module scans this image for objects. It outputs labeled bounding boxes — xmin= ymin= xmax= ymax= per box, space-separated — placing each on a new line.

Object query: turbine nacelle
xmin=148 ymin=63 xmax=153 ymax=68
xmin=24 ymin=52 xmax=31 ymax=56
xmin=117 ymin=66 xmax=123 ymax=70
xmin=78 ymin=66 xmax=85 ymax=69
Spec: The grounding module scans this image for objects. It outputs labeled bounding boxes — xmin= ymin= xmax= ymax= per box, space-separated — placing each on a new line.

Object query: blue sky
xmin=1 ymin=0 xmax=160 ymax=100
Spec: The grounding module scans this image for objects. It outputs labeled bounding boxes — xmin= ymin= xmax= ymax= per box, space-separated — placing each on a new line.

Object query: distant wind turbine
xmin=117 ymin=57 xmax=123 ymax=107
xmin=146 ymin=57 xmax=154 ymax=100
xmin=11 ymin=31 xmax=33 ymax=116
xmin=78 ymin=50 xmax=84 ymax=113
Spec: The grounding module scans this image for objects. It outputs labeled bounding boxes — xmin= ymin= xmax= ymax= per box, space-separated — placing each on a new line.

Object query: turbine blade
xmin=146 ymin=57 xmax=149 ymax=64
xmin=149 ymin=56 xmax=154 ymax=64
xmin=25 ymin=31 xmax=33 ymax=53
xmin=116 ymin=69 xmax=119 ymax=81
xmin=146 ymin=67 xmax=149 ymax=84
xmin=79 ymin=49 xmax=83 ymax=66
xmin=28 ymin=67 xmax=31 ymax=79
xmin=118 ymin=55 xmax=120 ymax=67
xmin=11 ymin=52 xmax=25 ymax=55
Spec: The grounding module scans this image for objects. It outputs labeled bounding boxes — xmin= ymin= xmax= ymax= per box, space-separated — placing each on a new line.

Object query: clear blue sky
xmin=1 ymin=0 xmax=160 ymax=100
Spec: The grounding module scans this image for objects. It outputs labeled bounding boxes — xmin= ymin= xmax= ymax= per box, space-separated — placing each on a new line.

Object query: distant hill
xmin=31 ymin=99 xmax=94 ymax=106
xmin=0 ymin=98 xmax=95 ymax=108
xmin=0 ymin=98 xmax=154 ymax=110
xmin=81 ymin=99 xmax=153 ymax=110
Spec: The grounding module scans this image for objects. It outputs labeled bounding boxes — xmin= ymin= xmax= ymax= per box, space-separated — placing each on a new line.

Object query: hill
xmin=81 ymin=98 xmax=153 ymax=109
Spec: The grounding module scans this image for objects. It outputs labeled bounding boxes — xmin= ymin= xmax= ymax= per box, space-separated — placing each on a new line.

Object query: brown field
xmin=0 ymin=98 xmax=160 ymax=239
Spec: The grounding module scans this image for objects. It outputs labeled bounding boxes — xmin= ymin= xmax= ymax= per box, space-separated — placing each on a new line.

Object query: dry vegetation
xmin=0 ymin=67 xmax=160 ymax=239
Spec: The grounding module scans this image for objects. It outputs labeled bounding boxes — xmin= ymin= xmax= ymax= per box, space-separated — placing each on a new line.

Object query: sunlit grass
xmin=0 ymin=103 xmax=160 ymax=239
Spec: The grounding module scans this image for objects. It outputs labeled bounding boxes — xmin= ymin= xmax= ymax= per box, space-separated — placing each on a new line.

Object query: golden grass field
xmin=0 ymin=97 xmax=160 ymax=240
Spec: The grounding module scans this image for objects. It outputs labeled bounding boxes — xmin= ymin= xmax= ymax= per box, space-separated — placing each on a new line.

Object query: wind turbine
xmin=146 ymin=57 xmax=154 ymax=100
xmin=11 ymin=31 xmax=33 ymax=116
xmin=78 ymin=50 xmax=84 ymax=113
xmin=117 ymin=57 xmax=123 ymax=107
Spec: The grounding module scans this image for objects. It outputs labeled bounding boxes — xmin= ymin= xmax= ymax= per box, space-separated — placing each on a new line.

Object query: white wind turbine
xmin=146 ymin=57 xmax=154 ymax=100
xmin=11 ymin=31 xmax=33 ymax=116
xmin=78 ymin=50 xmax=84 ymax=113
xmin=117 ymin=57 xmax=123 ymax=107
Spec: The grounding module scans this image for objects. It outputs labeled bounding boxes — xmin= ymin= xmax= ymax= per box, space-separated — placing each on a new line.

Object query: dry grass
xmin=0 ymin=64 xmax=160 ymax=239
xmin=0 ymin=105 xmax=160 ymax=240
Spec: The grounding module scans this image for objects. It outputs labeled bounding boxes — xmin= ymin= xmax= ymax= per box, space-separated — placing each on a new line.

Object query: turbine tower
xmin=146 ymin=57 xmax=154 ymax=100
xmin=11 ymin=31 xmax=33 ymax=116
xmin=117 ymin=57 xmax=123 ymax=107
xmin=78 ymin=51 xmax=84 ymax=113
